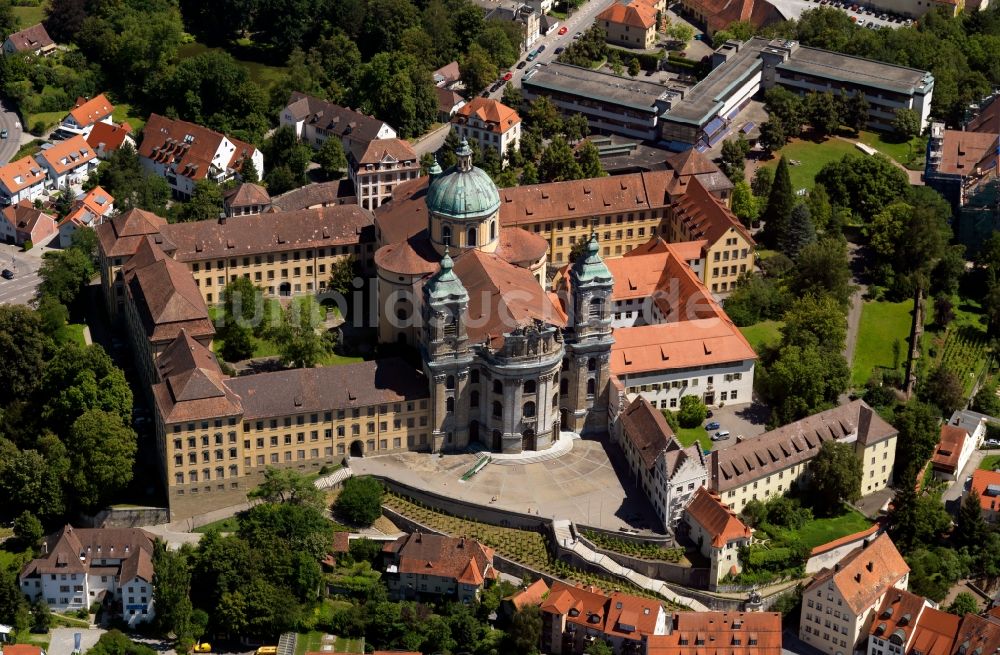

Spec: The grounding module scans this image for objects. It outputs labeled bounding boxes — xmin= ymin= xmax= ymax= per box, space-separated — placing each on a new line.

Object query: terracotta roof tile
xmin=710 ymin=400 xmax=895 ymax=492
xmin=684 ymin=487 xmax=750 ymax=548
xmin=648 ymin=611 xmax=783 ymax=655
xmin=3 ymin=646 xmax=44 ymax=655
xmin=935 ymin=130 xmax=998 ymax=177
xmin=932 ymin=424 xmax=969 ymax=475
xmin=0 ymin=155 xmax=47 ymax=194
xmin=95 ymin=208 xmax=168 ymax=258
xmin=967 ymin=96 xmax=1000 ymax=134
xmin=86 ymin=121 xmax=133 ymax=154
xmin=271 ymin=180 xmax=354 ymax=211
xmin=540 ymin=580 xmax=665 ymax=640
xmin=35 ymin=135 xmax=96 ymax=176
xmin=952 ymin=613 xmax=1000 ymax=655
xmin=805 ymin=533 xmax=909 ymax=615
xmin=223 ymin=182 xmax=270 ymax=209
xmin=69 ymin=94 xmax=114 ymax=128
xmin=506 ymin=578 xmax=550 ymax=610
xmin=435 ymin=86 xmax=465 ymax=114
xmin=5 ymin=23 xmax=53 ymax=52
xmin=139 ymin=113 xmax=257 ymax=181
xmin=351 ymin=137 xmax=417 ymax=166
xmin=810 ymin=524 xmax=879 ymax=556
xmin=620 ymin=396 xmax=678 ymax=470
xmin=433 ymin=61 xmax=462 ymax=86
xmin=284 ymin=92 xmax=390 ymax=148
xmin=598 ymin=0 xmax=657 ymax=28
xmin=19 ymin=525 xmax=155 ymax=579
xmin=494 ymin=226 xmax=548 ymax=264
xmin=909 ymin=608 xmax=960 ymax=655
xmin=453 ymin=98 xmax=522 ymax=135
xmin=870 ymin=589 xmax=931 ymax=646
xmin=671 ymin=176 xmax=754 ymax=247
xmin=2 ymin=203 xmax=55 ymax=236
xmin=685 ymin=0 xmax=782 ymax=33
xmin=971 ymin=469 xmax=1000 ymax=513
xmin=611 ymin=317 xmax=757 ymax=376
xmin=385 ymin=533 xmax=496 ymax=584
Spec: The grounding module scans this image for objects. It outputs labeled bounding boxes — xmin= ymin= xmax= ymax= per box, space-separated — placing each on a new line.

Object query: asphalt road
xmin=0 ymin=242 xmax=43 ymax=305
xmin=488 ymin=0 xmax=620 ymax=100
xmin=0 ymin=99 xmax=24 ymax=164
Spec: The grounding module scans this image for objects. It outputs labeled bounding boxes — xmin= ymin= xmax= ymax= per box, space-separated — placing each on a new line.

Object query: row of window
xmin=172 ymin=432 xmax=238 ymax=448
xmin=712 ymin=264 xmax=748 ymax=278
xmin=174 ymin=448 xmax=237 ymax=465
xmin=803 ymin=624 xmax=849 ymax=649
xmin=653 ymin=390 xmax=738 ymax=409
xmin=712 ymin=248 xmax=750 ymax=262
xmin=190 ymin=248 xmax=357 ymax=272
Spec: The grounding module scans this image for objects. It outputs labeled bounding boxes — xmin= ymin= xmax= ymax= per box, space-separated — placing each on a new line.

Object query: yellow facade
xmin=520 ymin=209 xmax=668 ymax=265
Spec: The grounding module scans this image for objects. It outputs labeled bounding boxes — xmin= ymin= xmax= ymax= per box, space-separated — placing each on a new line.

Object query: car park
xmin=705 ymin=421 xmax=720 ymax=431
xmin=1 ymin=269 xmax=13 ymax=280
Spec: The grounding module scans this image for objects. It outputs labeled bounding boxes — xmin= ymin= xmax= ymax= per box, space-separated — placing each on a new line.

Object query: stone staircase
xmin=315 ymin=466 xmax=353 ymax=489
xmin=473 ymin=432 xmax=579 ymax=466
xmin=554 ymin=520 xmax=711 ymax=611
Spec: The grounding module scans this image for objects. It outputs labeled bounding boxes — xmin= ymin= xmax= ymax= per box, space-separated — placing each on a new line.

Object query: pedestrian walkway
xmin=554 ymin=520 xmax=712 ymax=611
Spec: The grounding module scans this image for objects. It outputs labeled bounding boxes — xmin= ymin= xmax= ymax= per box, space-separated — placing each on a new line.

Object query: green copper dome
xmin=572 ymin=233 xmax=612 ymax=286
xmin=425 ymin=249 xmax=469 ymax=303
xmin=426 ymin=138 xmax=500 ymax=221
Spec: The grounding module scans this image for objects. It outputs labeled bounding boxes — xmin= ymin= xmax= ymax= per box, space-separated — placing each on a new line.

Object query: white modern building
xmin=451 ymin=99 xmax=522 ymax=166
xmin=19 ymin=526 xmax=156 ymax=626
xmin=34 ymin=135 xmax=98 ymax=190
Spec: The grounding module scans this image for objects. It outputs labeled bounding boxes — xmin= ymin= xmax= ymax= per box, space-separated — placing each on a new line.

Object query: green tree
xmin=920 ymin=365 xmax=964 ymax=416
xmin=508 ymin=605 xmax=542 ymax=654
xmin=563 ymin=113 xmax=590 ymax=143
xmin=763 ymin=86 xmax=803 ymax=140
xmin=41 ymin=343 xmax=133 ymax=430
xmin=585 ymin=640 xmax=614 ymax=655
xmin=478 ymin=23 xmax=519 ymax=69
xmin=0 ymin=305 xmax=51 ymax=400
xmin=731 ymin=181 xmax=758 ymax=227
xmin=334 ymin=476 xmax=384 ymax=526
xmin=677 ymin=395 xmax=707 ymax=428
xmin=627 ymin=57 xmax=640 ymax=77
xmin=460 ymin=43 xmax=497 ymax=93
xmin=781 ymin=293 xmax=847 ymax=353
xmin=520 ymin=161 xmax=539 ymax=185
xmin=271 ymin=297 xmax=329 ymax=368
xmin=539 ymin=136 xmax=583 ymax=182
xmin=806 ymin=184 xmax=833 ymax=233
xmin=844 ymin=92 xmax=870 ymax=134
xmin=314 ymin=137 xmax=347 ymax=180
xmin=241 ymin=157 xmax=259 ymax=184
xmin=781 ymin=203 xmax=816 ymax=259
xmin=790 ymin=238 xmax=854 ymax=307
xmin=502 ymin=82 xmax=523 ymax=111
xmin=805 ymin=91 xmax=841 ymax=136
xmin=176 ymin=180 xmax=224 ymax=222
xmin=249 ymin=468 xmax=325 ymax=509
xmin=758 ymin=119 xmax=786 ymax=154
xmin=65 ymin=409 xmax=138 ymax=511
xmin=153 ymin=541 xmax=194 ymax=641
xmin=906 ymin=545 xmax=967 ymax=601
xmin=955 ymin=489 xmax=988 ymax=550
xmin=892 ymin=400 xmax=942 ymax=481
xmin=37 ymin=247 xmax=95 ymax=307
xmin=525 ymin=96 xmax=563 ymax=138
xmin=355 ymin=52 xmax=438 ymax=138
xmin=808 ymin=441 xmax=862 ymax=515
xmin=972 ymin=381 xmax=1000 ymax=416
xmin=263 ymin=126 xmax=311 ymax=192
xmin=892 ymin=108 xmax=921 ymax=141
xmin=220 ymin=325 xmax=253 ymax=362
xmin=328 ymin=255 xmax=358 ymax=297
xmin=87 ymin=143 xmax=170 ymax=214
xmin=576 ymin=141 xmax=605 ymax=178
xmin=722 ymin=274 xmax=789 ymax=326
xmin=763 ymin=344 xmax=849 ymax=425
xmin=31 ymin=598 xmax=51 ymax=633
xmin=44 ymin=0 xmax=85 ymax=42
xmin=13 ymin=510 xmax=44 ymax=549
xmin=36 ymin=294 xmax=69 ymax=337
xmin=668 ymin=22 xmax=694 ymax=44
xmin=761 ymin=156 xmax=794 ymax=248
xmin=947 ymin=592 xmax=979 ymax=617
xmin=815 ymin=154 xmax=910 ymax=221
xmin=719 ymin=135 xmax=750 ymax=183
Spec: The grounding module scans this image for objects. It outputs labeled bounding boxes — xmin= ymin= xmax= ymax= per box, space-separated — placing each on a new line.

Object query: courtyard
xmin=350 ymin=437 xmax=663 ymax=532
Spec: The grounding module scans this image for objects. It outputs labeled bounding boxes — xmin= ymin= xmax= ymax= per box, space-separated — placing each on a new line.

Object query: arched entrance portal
xmin=492 ymin=430 xmax=502 ymax=451
xmin=522 ymin=429 xmax=536 ymax=452
xmin=278 ymin=282 xmax=291 ymax=297
xmin=560 ymin=408 xmax=570 ymax=430
xmin=470 ymin=420 xmax=480 ymax=443
xmin=349 ymin=440 xmax=364 ymax=457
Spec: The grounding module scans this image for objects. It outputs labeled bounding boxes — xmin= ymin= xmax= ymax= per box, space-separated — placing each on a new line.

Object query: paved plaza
xmin=351 ymin=437 xmax=664 ymax=532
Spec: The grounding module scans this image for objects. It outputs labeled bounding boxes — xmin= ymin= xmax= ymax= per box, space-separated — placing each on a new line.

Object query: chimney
xmin=866 ymin=561 xmax=874 ymax=572
xmin=459 ymin=536 xmax=466 ymax=548
xmin=218 ymin=211 xmax=226 ymax=225
xmin=855 ymin=573 xmax=862 ymax=583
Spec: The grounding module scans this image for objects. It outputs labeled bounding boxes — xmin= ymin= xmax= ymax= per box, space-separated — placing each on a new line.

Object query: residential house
xmin=3 ymin=24 xmax=55 ymax=56
xmin=34 ymin=135 xmax=98 ymax=190
xmin=435 ymin=87 xmax=467 ymax=122
xmin=280 ymin=92 xmax=396 ymax=151
xmin=865 ymin=589 xmax=947 ymax=655
xmin=798 ymin=533 xmax=910 ymax=655
xmin=0 ymin=155 xmax=47 ymax=206
xmin=647 ymin=611 xmax=783 ymax=655
xmin=138 ymin=113 xmax=263 ymax=199
xmin=971 ymin=469 xmax=1000 ymax=522
xmin=56 ymin=94 xmax=115 ymax=139
xmin=683 ymin=487 xmax=751 ymax=589
xmin=382 ymin=532 xmax=496 ymax=603
xmin=931 ymin=413 xmax=982 ymax=481
xmin=433 ymin=62 xmax=462 ymax=88
xmin=270 ymin=181 xmax=355 ymax=211
xmin=58 ymin=186 xmax=115 ymax=248
xmin=539 ymin=580 xmax=668 ymax=654
xmin=709 ymin=400 xmax=898 ymax=514
xmin=676 ymin=0 xmax=781 ymax=37
xmin=616 ymin=396 xmax=707 ymax=530
xmin=451 ymin=98 xmax=522 ymax=165
xmin=223 ymin=183 xmax=271 ymax=217
xmin=87 ymin=121 xmax=134 ymax=159
xmin=349 ymin=138 xmax=419 ymax=210
xmin=482 ymin=0 xmax=540 ymax=52
xmin=18 ymin=525 xmax=156 ymax=626
xmin=500 ymin=578 xmax=550 ymax=622
xmin=597 ymin=0 xmax=659 ymax=49
xmin=0 ymin=203 xmax=57 ymax=247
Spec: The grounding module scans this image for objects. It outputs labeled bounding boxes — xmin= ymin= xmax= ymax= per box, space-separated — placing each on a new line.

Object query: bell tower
xmin=421 ymin=250 xmax=474 ymax=452
xmin=562 ymin=234 xmax=614 ymax=434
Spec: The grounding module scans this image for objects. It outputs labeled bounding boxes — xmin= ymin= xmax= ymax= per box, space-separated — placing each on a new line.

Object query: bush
xmin=334 ymin=476 xmax=384 ymax=527
xmin=31 ymin=121 xmax=47 ymax=136
xmin=677 ymin=395 xmax=707 ymax=428
xmin=22 ymin=239 xmax=33 ymax=251
xmin=661 ymin=408 xmax=680 ymax=432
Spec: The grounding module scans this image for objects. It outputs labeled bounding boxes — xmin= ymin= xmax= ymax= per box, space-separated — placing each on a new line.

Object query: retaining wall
xmin=573 ymin=533 xmax=708 ymax=587
xmin=82 ymin=507 xmax=170 ymax=528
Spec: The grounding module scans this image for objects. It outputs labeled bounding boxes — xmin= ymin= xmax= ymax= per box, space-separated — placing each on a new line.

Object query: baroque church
xmin=373 ymin=139 xmax=615 ymax=454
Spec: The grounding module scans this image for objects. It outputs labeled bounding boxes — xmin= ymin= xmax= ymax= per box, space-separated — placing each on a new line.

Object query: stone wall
xmin=573 ymin=532 xmax=709 ymax=587
xmin=81 ymin=507 xmax=170 ymax=528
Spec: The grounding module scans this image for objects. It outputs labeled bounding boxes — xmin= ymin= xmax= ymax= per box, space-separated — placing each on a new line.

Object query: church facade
xmin=374 ymin=140 xmax=615 ymax=452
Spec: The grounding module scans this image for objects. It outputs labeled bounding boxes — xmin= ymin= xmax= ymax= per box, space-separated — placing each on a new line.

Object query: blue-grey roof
xmin=426 ymin=140 xmax=500 ymax=221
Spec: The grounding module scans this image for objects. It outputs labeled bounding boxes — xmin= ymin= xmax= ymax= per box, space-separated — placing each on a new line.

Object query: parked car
xmin=558 ymin=26 xmax=568 ymax=34
xmin=1 ymin=269 xmax=13 ymax=280
xmin=573 ymin=31 xmax=582 ymax=39
xmin=694 ymin=33 xmax=703 ymax=40
xmin=984 ymin=439 xmax=1000 ymax=447
xmin=503 ymin=71 xmax=513 ymax=81
xmin=706 ymin=410 xmax=714 ymax=418
xmin=713 ymin=430 xmax=731 ymax=440
xmin=537 ymin=44 xmax=546 ymax=52
xmin=527 ymin=52 xmax=537 ymax=61
xmin=516 ymin=60 xmax=527 ymax=69
xmin=555 ymin=46 xmax=564 ymax=54
xmin=705 ymin=421 xmax=720 ymax=431
xmin=0 ymin=129 xmax=7 ymax=139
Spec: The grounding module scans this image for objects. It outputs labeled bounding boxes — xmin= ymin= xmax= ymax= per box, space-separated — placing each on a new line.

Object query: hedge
xmin=607 ymin=46 xmax=665 ymax=72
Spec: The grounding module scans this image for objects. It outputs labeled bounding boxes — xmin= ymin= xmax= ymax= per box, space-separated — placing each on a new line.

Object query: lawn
xmin=178 ymin=42 xmax=289 ymax=90
xmin=192 ymin=516 xmax=239 ymax=533
xmin=850 ymin=300 xmax=913 ymax=388
xmin=112 ymin=103 xmax=146 ymax=132
xmin=13 ymin=2 xmax=47 ymax=26
xmin=0 ymin=544 xmax=32 ymax=572
xmin=762 ymin=137 xmax=859 ymax=193
xmin=675 ymin=426 xmax=711 ymax=452
xmin=25 ymin=109 xmax=65 ymax=134
xmin=294 ymin=631 xmax=324 ymax=655
xmin=333 ymin=637 xmax=363 ymax=653
xmin=740 ymin=320 xmax=784 ymax=352
xmin=56 ymin=322 xmax=87 ymax=346
xmin=795 ymin=509 xmax=872 ymax=550
xmin=858 ymin=130 xmax=927 ymax=171
xmin=979 ymin=454 xmax=1000 ymax=471
xmin=12 ymin=138 xmax=46 ymax=161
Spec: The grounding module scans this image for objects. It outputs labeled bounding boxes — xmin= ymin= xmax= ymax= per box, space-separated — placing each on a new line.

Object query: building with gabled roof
xmin=58 ymin=185 xmax=115 ymax=248
xmin=0 ymin=155 xmax=48 ymax=206
xmin=709 ymin=400 xmax=898 ymax=513
xmin=281 ymin=92 xmax=397 ymax=152
xmin=501 ymin=578 xmax=550 ymax=621
xmin=617 ymin=396 xmax=707 ymax=529
xmin=34 ymin=135 xmax=98 ymax=190
xmin=970 ymin=469 xmax=1000 ymax=522
xmin=799 ymin=533 xmax=910 ymax=655
xmin=451 ymin=98 xmax=522 ymax=165
xmin=677 ymin=0 xmax=781 ymax=36
xmin=18 ymin=526 xmax=155 ymax=626
xmin=348 ymin=137 xmax=419 ymax=210
xmin=57 ymin=94 xmax=114 ymax=139
xmin=865 ymin=589 xmax=942 ymax=655
xmin=539 ymin=580 xmax=668 ymax=654
xmin=647 ymin=610 xmax=783 ymax=655
xmin=3 ymin=23 xmax=55 ymax=56
xmin=382 ymin=532 xmax=496 ymax=603
xmin=86 ymin=121 xmax=134 ymax=159
xmin=683 ymin=487 xmax=751 ymax=588
xmin=597 ymin=0 xmax=659 ymax=49
xmin=664 ymin=148 xmax=735 ymax=203
xmin=0 ymin=202 xmax=57 ymax=247
xmin=139 ymin=113 xmax=263 ymax=199
xmin=95 ymin=208 xmax=170 ymax=316
xmin=223 ymin=182 xmax=271 ymax=217
xmin=931 ymin=421 xmax=979 ymax=481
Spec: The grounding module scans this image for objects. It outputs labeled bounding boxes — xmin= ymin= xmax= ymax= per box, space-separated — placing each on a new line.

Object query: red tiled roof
xmin=19 ymin=525 xmax=155 ymax=580
xmin=384 ymin=533 xmax=496 ymax=585
xmin=971 ymin=469 xmax=1000 ymax=514
xmin=540 ymin=581 xmax=664 ymax=641
xmin=69 ymin=94 xmax=114 ymax=128
xmin=5 ymin=23 xmax=53 ymax=52
xmin=935 ymin=130 xmax=998 ymax=177
xmin=684 ymin=487 xmax=750 ymax=548
xmin=35 ymin=135 xmax=96 ymax=175
xmin=648 ymin=611 xmax=782 ymax=655
xmin=611 ymin=317 xmax=756 ymax=376
xmin=351 ymin=138 xmax=417 ymax=166
xmin=620 ymin=396 xmax=678 ymax=470
xmin=598 ymin=0 xmax=657 ymax=29
xmin=506 ymin=578 xmax=550 ymax=610
xmin=86 ymin=121 xmax=133 ymax=154
xmin=806 ymin=533 xmax=909 ymax=615
xmin=0 ymin=155 xmax=47 ymax=194
xmin=909 ymin=608 xmax=960 ymax=655
xmin=95 ymin=208 xmax=169 ymax=259
xmin=810 ymin=525 xmax=879 ymax=556
xmin=870 ymin=589 xmax=929 ymax=645
xmin=139 ymin=113 xmax=257 ymax=181
xmin=223 ymin=182 xmax=270 ymax=208
xmin=685 ymin=0 xmax=782 ymax=33
xmin=932 ymin=424 xmax=969 ymax=475
xmin=453 ymin=98 xmax=521 ymax=135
